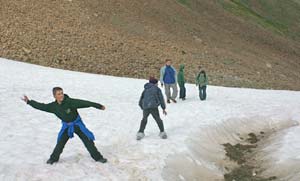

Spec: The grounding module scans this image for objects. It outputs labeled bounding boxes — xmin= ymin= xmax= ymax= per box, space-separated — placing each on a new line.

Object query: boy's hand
xmin=100 ymin=105 xmax=106 ymax=110
xmin=21 ymin=95 xmax=29 ymax=103
xmin=163 ymin=109 xmax=167 ymax=116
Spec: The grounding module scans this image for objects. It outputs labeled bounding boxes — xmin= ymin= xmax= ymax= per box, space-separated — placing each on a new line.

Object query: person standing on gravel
xmin=160 ymin=59 xmax=178 ymax=103
xmin=137 ymin=77 xmax=168 ymax=140
xmin=21 ymin=87 xmax=108 ymax=164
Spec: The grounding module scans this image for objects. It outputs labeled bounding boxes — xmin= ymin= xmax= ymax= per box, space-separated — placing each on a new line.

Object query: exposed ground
xmin=223 ymin=132 xmax=277 ymax=181
xmin=0 ymin=0 xmax=300 ymax=90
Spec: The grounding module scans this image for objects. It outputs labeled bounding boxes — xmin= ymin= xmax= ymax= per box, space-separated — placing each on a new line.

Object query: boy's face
xmin=166 ymin=60 xmax=171 ymax=66
xmin=54 ymin=90 xmax=64 ymax=102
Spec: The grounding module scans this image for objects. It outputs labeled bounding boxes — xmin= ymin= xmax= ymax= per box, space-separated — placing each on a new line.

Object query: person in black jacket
xmin=137 ymin=77 xmax=167 ymax=140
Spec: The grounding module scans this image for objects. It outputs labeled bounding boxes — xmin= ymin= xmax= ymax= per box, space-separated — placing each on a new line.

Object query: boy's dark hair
xmin=165 ymin=59 xmax=171 ymax=62
xmin=200 ymin=70 xmax=207 ymax=79
xmin=198 ymin=66 xmax=202 ymax=69
xmin=52 ymin=87 xmax=63 ymax=95
xmin=149 ymin=76 xmax=158 ymax=84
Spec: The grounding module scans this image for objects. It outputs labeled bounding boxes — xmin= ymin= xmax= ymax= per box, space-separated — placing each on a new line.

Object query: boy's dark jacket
xmin=28 ymin=94 xmax=103 ymax=122
xmin=139 ymin=83 xmax=166 ymax=110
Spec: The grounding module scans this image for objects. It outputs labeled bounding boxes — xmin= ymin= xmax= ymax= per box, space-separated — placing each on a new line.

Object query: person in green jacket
xmin=21 ymin=87 xmax=107 ymax=164
xmin=177 ymin=64 xmax=186 ymax=100
xmin=196 ymin=66 xmax=208 ymax=101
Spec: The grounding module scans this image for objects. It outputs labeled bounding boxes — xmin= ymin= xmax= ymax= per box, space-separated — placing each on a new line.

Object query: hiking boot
xmin=136 ymin=132 xmax=145 ymax=140
xmin=46 ymin=158 xmax=57 ymax=165
xmin=159 ymin=132 xmax=168 ymax=139
xmin=167 ymin=100 xmax=171 ymax=104
xmin=182 ymin=98 xmax=186 ymax=101
xmin=171 ymin=99 xmax=177 ymax=103
xmin=97 ymin=157 xmax=108 ymax=163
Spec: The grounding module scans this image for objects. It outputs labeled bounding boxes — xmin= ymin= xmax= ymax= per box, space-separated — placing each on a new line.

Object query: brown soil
xmin=223 ymin=132 xmax=277 ymax=181
xmin=1 ymin=0 xmax=300 ymax=90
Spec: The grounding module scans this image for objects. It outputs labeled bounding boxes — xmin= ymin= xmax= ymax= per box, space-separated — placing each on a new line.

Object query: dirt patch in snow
xmin=223 ymin=132 xmax=277 ymax=181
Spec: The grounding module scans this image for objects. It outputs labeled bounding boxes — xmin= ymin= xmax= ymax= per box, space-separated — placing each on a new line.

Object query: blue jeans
xmin=199 ymin=86 xmax=207 ymax=100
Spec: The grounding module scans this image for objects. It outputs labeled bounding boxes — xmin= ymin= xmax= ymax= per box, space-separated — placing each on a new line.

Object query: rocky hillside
xmin=1 ymin=0 xmax=300 ymax=90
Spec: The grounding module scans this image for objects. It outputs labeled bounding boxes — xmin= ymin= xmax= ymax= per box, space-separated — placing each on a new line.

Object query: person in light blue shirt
xmin=160 ymin=59 xmax=178 ymax=103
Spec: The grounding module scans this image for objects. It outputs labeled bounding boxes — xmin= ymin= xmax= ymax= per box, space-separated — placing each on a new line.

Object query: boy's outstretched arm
xmin=173 ymin=67 xmax=178 ymax=83
xmin=158 ymin=90 xmax=166 ymax=110
xmin=70 ymin=98 xmax=105 ymax=110
xmin=139 ymin=91 xmax=144 ymax=110
xmin=195 ymin=74 xmax=200 ymax=86
xmin=22 ymin=95 xmax=53 ymax=113
xmin=158 ymin=89 xmax=167 ymax=116
xmin=160 ymin=66 xmax=165 ymax=87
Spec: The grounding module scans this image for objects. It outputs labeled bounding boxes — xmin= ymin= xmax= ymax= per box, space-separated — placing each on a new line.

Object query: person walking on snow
xmin=137 ymin=77 xmax=168 ymax=140
xmin=177 ymin=64 xmax=186 ymax=101
xmin=21 ymin=87 xmax=107 ymax=164
xmin=196 ymin=66 xmax=208 ymax=101
xmin=160 ymin=59 xmax=178 ymax=103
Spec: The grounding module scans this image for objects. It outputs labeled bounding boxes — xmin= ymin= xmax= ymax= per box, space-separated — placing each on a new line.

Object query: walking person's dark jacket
xmin=139 ymin=83 xmax=166 ymax=110
xmin=28 ymin=94 xmax=104 ymax=122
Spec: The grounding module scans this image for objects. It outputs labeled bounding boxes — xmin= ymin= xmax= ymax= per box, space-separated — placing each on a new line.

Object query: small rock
xmin=22 ymin=47 xmax=31 ymax=54
xmin=193 ymin=35 xmax=202 ymax=43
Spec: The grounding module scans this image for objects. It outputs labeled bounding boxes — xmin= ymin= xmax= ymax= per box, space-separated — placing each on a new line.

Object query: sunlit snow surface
xmin=0 ymin=58 xmax=300 ymax=180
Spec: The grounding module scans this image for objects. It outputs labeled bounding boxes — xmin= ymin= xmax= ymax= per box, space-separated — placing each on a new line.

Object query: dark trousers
xmin=199 ymin=85 xmax=207 ymax=100
xmin=138 ymin=108 xmax=165 ymax=133
xmin=50 ymin=126 xmax=103 ymax=161
xmin=179 ymin=85 xmax=186 ymax=99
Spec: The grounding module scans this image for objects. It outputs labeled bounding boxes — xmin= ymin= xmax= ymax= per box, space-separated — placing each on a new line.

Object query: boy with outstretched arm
xmin=22 ymin=87 xmax=107 ymax=164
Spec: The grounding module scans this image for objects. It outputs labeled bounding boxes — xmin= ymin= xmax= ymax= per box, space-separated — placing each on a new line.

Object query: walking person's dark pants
xmin=199 ymin=85 xmax=207 ymax=101
xmin=179 ymin=86 xmax=186 ymax=99
xmin=138 ymin=108 xmax=165 ymax=133
xmin=50 ymin=126 xmax=103 ymax=162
